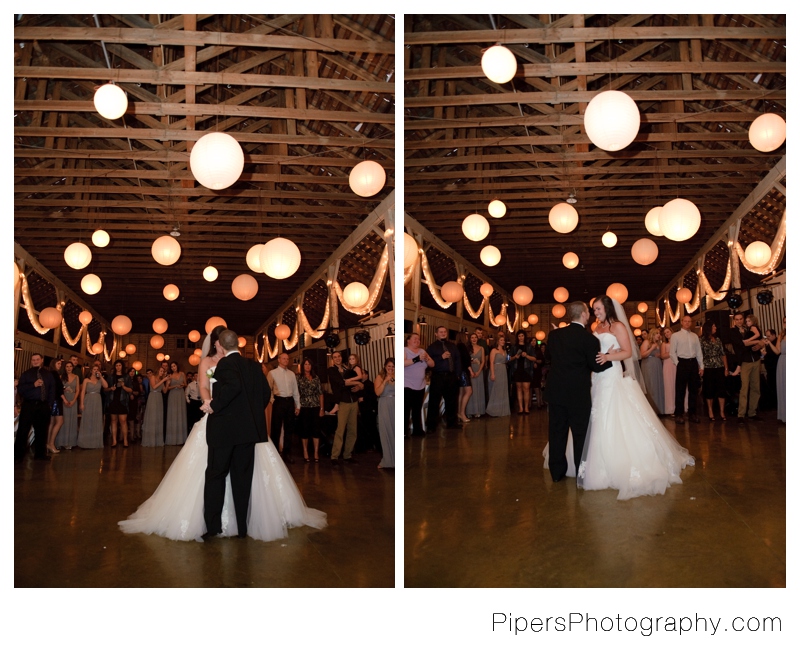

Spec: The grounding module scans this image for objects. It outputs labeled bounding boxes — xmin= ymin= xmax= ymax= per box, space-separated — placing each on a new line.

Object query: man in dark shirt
xmin=425 ymin=326 xmax=461 ymax=431
xmin=15 ymin=353 xmax=55 ymax=461
xmin=327 ymin=351 xmax=363 ymax=464
xmin=729 ymin=312 xmax=763 ymax=422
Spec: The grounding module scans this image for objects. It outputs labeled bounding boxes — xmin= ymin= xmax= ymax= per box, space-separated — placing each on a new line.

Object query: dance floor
xmin=404 ymin=409 xmax=785 ymax=587
xmin=15 ymin=444 xmax=394 ymax=587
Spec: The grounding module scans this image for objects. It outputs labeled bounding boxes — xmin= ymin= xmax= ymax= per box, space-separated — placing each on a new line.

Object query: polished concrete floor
xmin=15 ymin=442 xmax=394 ymax=587
xmin=405 ymin=408 xmax=785 ymax=587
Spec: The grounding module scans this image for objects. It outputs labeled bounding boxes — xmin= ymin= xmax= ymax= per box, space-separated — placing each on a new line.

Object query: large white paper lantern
xmin=637 ymin=302 xmax=648 ymax=313
xmin=125 ymin=344 xmax=137 ymax=355
xmin=79 ymin=310 xmax=93 ymax=325
xmin=480 ymin=283 xmax=494 ymax=297
xmin=260 ymin=237 xmax=301 ymax=279
xmin=629 ymin=314 xmax=644 ymax=328
xmin=205 ymin=316 xmax=227 ymax=334
xmin=552 ymin=304 xmax=566 ymax=319
xmin=749 ymin=113 xmax=786 ymax=152
xmin=527 ymin=313 xmax=539 ymax=325
xmin=548 ymin=203 xmax=579 ymax=234
xmin=343 ymin=281 xmax=370 ymax=307
xmin=606 ymin=283 xmax=629 ymax=304
xmin=744 ymin=241 xmax=772 ymax=267
xmin=92 ymin=343 xmax=104 ymax=355
xmin=152 ymin=318 xmax=168 ymax=334
xmin=151 ymin=235 xmax=181 ymax=265
xmin=93 ymin=83 xmax=128 ymax=120
xmin=232 ymin=273 xmax=259 ymax=301
xmin=163 ymin=284 xmax=180 ymax=301
xmin=481 ymin=45 xmax=516 ymax=84
xmin=644 ymin=207 xmax=664 ymax=237
xmin=480 ymin=245 xmax=501 ymax=267
xmin=403 ymin=233 xmax=419 ymax=269
xmin=494 ymin=314 xmax=507 ymax=326
xmin=513 ymin=285 xmax=533 ymax=306
xmin=188 ymin=330 xmax=201 ymax=343
xmin=535 ymin=330 xmax=546 ymax=341
xmin=441 ymin=281 xmax=464 ymax=303
xmin=246 ymin=244 xmax=264 ymax=273
xmin=150 ymin=335 xmax=164 ymax=349
xmin=203 ymin=266 xmax=218 ymax=282
xmin=349 ymin=160 xmax=386 ymax=197
xmin=553 ymin=287 xmax=569 ymax=303
xmin=275 ymin=324 xmax=291 ymax=340
xmin=583 ymin=90 xmax=640 ymax=151
xmin=488 ymin=200 xmax=506 ymax=218
xmin=562 ymin=252 xmax=579 ymax=269
xmin=659 ymin=198 xmax=701 ymax=242
xmin=91 ymin=230 xmax=110 ymax=247
xmin=602 ymin=231 xmax=617 ymax=248
xmin=81 ymin=273 xmax=102 ymax=295
xmin=462 ymin=213 xmax=490 ymax=242
xmin=190 ymin=132 xmax=244 ymax=190
xmin=676 ymin=288 xmax=693 ymax=304
xmin=64 ymin=242 xmax=92 ymax=270
xmin=112 ymin=315 xmax=132 ymax=336
xmin=631 ymin=238 xmax=659 ymax=265
xmin=39 ymin=307 xmax=62 ymax=329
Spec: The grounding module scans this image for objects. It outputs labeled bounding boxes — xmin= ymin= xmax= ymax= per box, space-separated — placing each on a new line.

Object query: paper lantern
xmin=481 ymin=45 xmax=516 ymax=84
xmin=125 ymin=344 xmax=136 ymax=355
xmin=403 ymin=233 xmax=419 ymax=269
xmin=535 ymin=330 xmax=546 ymax=341
xmin=259 ymin=237 xmax=301 ymax=279
xmin=343 ymin=281 xmax=370 ymax=307
xmin=634 ymin=329 xmax=642 ymax=337
xmin=462 ymin=213 xmax=490 ymax=242
xmin=495 ymin=314 xmax=507 ymax=326
xmin=583 ymin=90 xmax=640 ymax=151
xmin=275 ymin=324 xmax=291 ymax=340
xmin=553 ymin=287 xmax=569 ymax=303
xmin=631 ymin=238 xmax=659 ymax=266
xmin=480 ymin=245 xmax=501 ymax=267
xmin=590 ymin=322 xmax=597 ymax=332
xmin=163 ymin=284 xmax=180 ymax=301
xmin=151 ymin=235 xmax=181 ymax=265
xmin=246 ymin=244 xmax=264 ymax=273
xmin=164 ymin=355 xmax=170 ymax=361
xmin=513 ymin=285 xmax=533 ymax=306
xmin=521 ymin=321 xmax=529 ymax=329
xmin=548 ymin=203 xmax=579 ymax=234
xmin=558 ymin=322 xmax=568 ymax=328
xmin=488 ymin=200 xmax=506 ymax=218
xmin=150 ymin=335 xmax=164 ymax=349
xmin=193 ymin=349 xmax=202 ymax=357
xmin=744 ymin=241 xmax=772 ymax=267
xmin=552 ymin=304 xmax=566 ymax=319
xmin=64 ymin=242 xmax=92 ymax=270
xmin=203 ymin=266 xmax=218 ymax=282
xmin=348 ymin=160 xmax=386 ymax=197
xmin=480 ymin=283 xmax=494 ymax=297
xmin=659 ymin=198 xmax=701 ymax=242
xmin=205 ymin=316 xmax=227 ymax=334
xmin=92 ymin=343 xmax=104 ymax=354
xmin=111 ymin=315 xmax=132 ymax=336
xmin=152 ymin=318 xmax=168 ymax=334
xmin=93 ymin=83 xmax=127 ymax=119
xmin=527 ymin=314 xmax=539 ymax=325
xmin=602 ymin=231 xmax=617 ymax=248
xmin=441 ymin=281 xmax=463 ymax=303
xmin=645 ymin=207 xmax=664 ymax=237
xmin=132 ymin=361 xmax=143 ymax=371
xmin=231 ymin=274 xmax=259 ymax=301
xmin=118 ymin=351 xmax=127 ymax=359
xmin=156 ymin=352 xmax=165 ymax=362
xmin=188 ymin=354 xmax=201 ymax=366
xmin=749 ymin=113 xmax=786 ymax=152
xmin=676 ymin=288 xmax=693 ymax=304
xmin=562 ymin=252 xmax=579 ymax=269
xmin=637 ymin=302 xmax=648 ymax=313
xmin=188 ymin=330 xmax=201 ymax=343
xmin=79 ymin=310 xmax=93 ymax=325
xmin=237 ymin=337 xmax=246 ymax=349
xmin=629 ymin=314 xmax=644 ymax=328
xmin=189 ymin=132 xmax=244 ymax=190
xmin=606 ymin=283 xmax=629 ymax=303
xmin=81 ymin=273 xmax=102 ymax=295
xmin=91 ymin=230 xmax=110 ymax=247
xmin=39 ymin=307 xmax=61 ymax=329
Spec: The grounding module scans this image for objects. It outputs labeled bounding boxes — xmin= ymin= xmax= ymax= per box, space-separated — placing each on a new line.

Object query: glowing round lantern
xmin=150 ymin=335 xmax=164 ymax=349
xmin=152 ymin=318 xmax=168 ymax=334
xmin=203 ymin=266 xmax=218 ymax=282
xmin=64 ymin=242 xmax=92 ymax=270
xmin=188 ymin=354 xmax=201 ymax=366
xmin=637 ymin=302 xmax=648 ymax=313
xmin=591 ymin=322 xmax=598 ymax=332
xmin=480 ymin=245 xmax=501 ymax=266
xmin=190 ymin=132 xmax=244 ymax=190
xmin=659 ymin=198 xmax=701 ymax=242
xmin=522 ymin=321 xmax=529 ymax=329
xmin=246 ymin=244 xmax=264 ymax=273
xmin=118 ymin=351 xmax=127 ymax=359
xmin=441 ymin=281 xmax=464 ymax=303
xmin=583 ymin=90 xmax=640 ymax=151
xmin=237 ymin=337 xmax=246 ymax=349
xmin=193 ymin=349 xmax=202 ymax=357
xmin=343 ymin=281 xmax=370 ymax=308
xmin=513 ymin=285 xmax=533 ymax=306
xmin=606 ymin=283 xmax=629 ymax=303
xmin=676 ymin=288 xmax=693 ymax=304
xmin=231 ymin=274 xmax=259 ymax=301
xmin=488 ymin=200 xmax=506 ymax=218
xmin=403 ymin=233 xmax=419 ymax=269
xmin=553 ymin=287 xmax=569 ymax=303
xmin=275 ymin=324 xmax=291 ymax=340
xmin=205 ymin=317 xmax=227 ymax=334
xmin=552 ymin=304 xmax=566 ymax=319
xmin=562 ymin=252 xmax=579 ymax=269
xmin=645 ymin=207 xmax=664 ymax=237
xmin=163 ymin=284 xmax=180 ymax=301
xmin=39 ymin=307 xmax=61 ymax=329
xmin=81 ymin=273 xmax=102 ymax=295
xmin=111 ymin=315 xmax=132 ymax=336
xmin=93 ymin=83 xmax=127 ymax=119
xmin=527 ymin=314 xmax=539 ymax=325
xmin=634 ymin=329 xmax=642 ymax=337
xmin=749 ymin=113 xmax=786 ymax=152
xmin=91 ymin=230 xmax=110 ymax=247
xmin=151 ymin=235 xmax=181 ymax=265
xmin=481 ymin=45 xmax=517 ymax=84
xmin=462 ymin=213 xmax=490 ymax=242
xmin=744 ymin=241 xmax=772 ymax=267
xmin=631 ymin=238 xmax=659 ymax=266
xmin=132 ymin=361 xmax=143 ymax=371
xmin=348 ymin=160 xmax=386 ymax=197
xmin=164 ymin=355 xmax=170 ymax=361
xmin=156 ymin=353 xmax=165 ymax=362
xmin=558 ymin=322 xmax=568 ymax=328
xmin=125 ymin=344 xmax=137 ymax=355
xmin=92 ymin=343 xmax=104 ymax=355
xmin=535 ymin=330 xmax=546 ymax=341
xmin=480 ymin=283 xmax=494 ymax=297
xmin=629 ymin=314 xmax=644 ymax=328
xmin=188 ymin=330 xmax=201 ymax=343
xmin=495 ymin=314 xmax=507 ymax=326
xmin=79 ymin=310 xmax=93 ymax=325
xmin=602 ymin=231 xmax=617 ymax=248
xmin=548 ymin=203 xmax=579 ymax=234
xmin=259 ymin=237 xmax=301 ymax=279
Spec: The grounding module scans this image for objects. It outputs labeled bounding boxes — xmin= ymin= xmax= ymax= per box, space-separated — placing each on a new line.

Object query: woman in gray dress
xmin=141 ymin=367 xmax=168 ymax=446
xmin=375 ymin=358 xmax=395 ymax=469
xmin=486 ymin=334 xmax=511 ymax=417
xmin=466 ymin=332 xmax=485 ymax=418
xmin=77 ymin=362 xmax=108 ymax=448
xmin=56 ymin=361 xmax=80 ymax=449
xmin=164 ymin=362 xmax=187 ymax=445
xmin=765 ymin=317 xmax=786 ymax=423
xmin=639 ymin=328 xmax=665 ymax=414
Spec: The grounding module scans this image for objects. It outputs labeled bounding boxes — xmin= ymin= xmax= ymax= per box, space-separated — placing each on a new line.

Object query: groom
xmin=201 ymin=329 xmax=271 ymax=539
xmin=545 ymin=301 xmax=612 ymax=482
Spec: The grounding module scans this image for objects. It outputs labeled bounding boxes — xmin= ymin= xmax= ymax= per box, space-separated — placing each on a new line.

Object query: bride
xmin=119 ymin=326 xmax=326 ymax=541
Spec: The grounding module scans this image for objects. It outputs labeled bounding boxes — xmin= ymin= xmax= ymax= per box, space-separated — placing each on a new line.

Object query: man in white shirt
xmin=268 ymin=353 xmax=300 ymax=463
xmin=669 ymin=314 xmax=704 ymax=424
xmin=185 ymin=371 xmax=203 ymax=429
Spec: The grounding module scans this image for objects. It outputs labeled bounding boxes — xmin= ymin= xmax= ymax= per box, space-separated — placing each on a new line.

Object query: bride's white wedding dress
xmin=119 ymin=367 xmax=326 ymax=541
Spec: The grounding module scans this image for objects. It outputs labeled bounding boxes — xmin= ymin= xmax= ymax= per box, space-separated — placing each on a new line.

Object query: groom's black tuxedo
xmin=204 ymin=352 xmax=271 ymax=537
xmin=546 ymin=322 xmax=611 ymax=482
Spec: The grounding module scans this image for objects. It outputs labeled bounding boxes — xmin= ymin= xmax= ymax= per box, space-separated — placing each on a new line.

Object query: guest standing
xmin=126 ymin=367 xmax=142 ymax=442
xmin=106 ymin=360 xmax=133 ymax=447
xmin=164 ymin=362 xmax=187 ymax=445
xmin=764 ymin=317 xmax=786 ymax=423
xmin=328 ymin=350 xmax=363 ymax=464
xmin=729 ymin=312 xmax=763 ymax=422
xmin=760 ymin=329 xmax=780 ymax=410
xmin=509 ymin=331 xmax=535 ymax=414
xmin=404 ymin=333 xmax=431 ymax=436
xmin=14 ymin=353 xmax=55 ymax=461
xmin=141 ymin=367 xmax=168 ymax=446
xmin=486 ymin=334 xmax=511 ymax=417
xmin=465 ymin=332 xmax=485 ymax=418
xmin=268 ymin=352 xmax=301 ymax=463
xmin=425 ymin=326 xmax=461 ymax=431
xmin=640 ymin=328 xmax=665 ymax=414
xmin=375 ymin=358 xmax=395 ymax=469
xmin=700 ymin=321 xmax=729 ymax=421
xmin=56 ymin=360 xmax=80 ymax=450
xmin=184 ymin=371 xmax=203 ymax=431
xmin=669 ymin=314 xmax=703 ymax=424
xmin=455 ymin=332 xmax=473 ymax=423
xmin=77 ymin=363 xmax=108 ymax=449
xmin=297 ymin=358 xmax=324 ymax=463
xmin=46 ymin=358 xmax=65 ymax=455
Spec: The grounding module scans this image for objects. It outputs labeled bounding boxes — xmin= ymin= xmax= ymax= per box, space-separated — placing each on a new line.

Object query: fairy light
xmin=20 ymin=273 xmax=53 ymax=334
xmin=333 ymin=244 xmax=390 ymax=315
xmin=60 ymin=318 xmax=86 ymax=346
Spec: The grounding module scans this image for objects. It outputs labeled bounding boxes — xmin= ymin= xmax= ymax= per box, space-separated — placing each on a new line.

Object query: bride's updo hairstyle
xmin=203 ymin=325 xmax=226 ymax=358
xmin=594 ymin=295 xmax=620 ymax=323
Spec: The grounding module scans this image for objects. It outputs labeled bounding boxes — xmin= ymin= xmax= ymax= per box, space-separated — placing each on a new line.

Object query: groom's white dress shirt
xmin=268 ymin=366 xmax=300 ymax=410
xmin=669 ymin=329 xmax=704 ymax=369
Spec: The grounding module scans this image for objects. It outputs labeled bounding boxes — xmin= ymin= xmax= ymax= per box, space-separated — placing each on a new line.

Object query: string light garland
xmin=333 ymin=244 xmax=389 ymax=314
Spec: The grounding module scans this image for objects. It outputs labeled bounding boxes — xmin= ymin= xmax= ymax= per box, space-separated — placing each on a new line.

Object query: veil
xmin=610 ymin=298 xmax=646 ymax=394
xmin=201 ymin=334 xmax=212 ymax=358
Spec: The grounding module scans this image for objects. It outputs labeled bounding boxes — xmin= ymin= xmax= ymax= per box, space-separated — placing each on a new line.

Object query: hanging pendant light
xmin=481 ymin=45 xmax=517 ymax=83
xmin=39 ymin=307 xmax=62 ymax=329
xmin=79 ymin=310 xmax=93 ymax=325
xmin=246 ymin=244 xmax=264 ymax=273
xmin=64 ymin=242 xmax=92 ymax=270
xmin=163 ymin=284 xmax=180 ymax=301
xmin=462 ymin=213 xmax=490 ymax=241
xmin=189 ymin=132 xmax=244 ymax=190
xmin=637 ymin=302 xmax=648 ymax=313
xmin=231 ymin=274 xmax=259 ymax=301
xmin=583 ymin=90 xmax=640 ymax=151
xmin=343 ymin=282 xmax=370 ymax=307
xmin=602 ymin=231 xmax=617 ymax=248
xmin=348 ymin=161 xmax=386 ymax=197
xmin=91 ymin=230 xmax=110 ymax=247
xmin=513 ymin=286 xmax=533 ymax=306
xmin=203 ymin=266 xmax=219 ymax=282
xmin=125 ymin=344 xmax=137 ymax=355
xmin=562 ymin=252 xmax=579 ymax=269
xmin=488 ymin=200 xmax=506 ymax=218
xmin=630 ymin=314 xmax=644 ymax=328
xmin=659 ymin=198 xmax=701 ymax=242
xmin=552 ymin=304 xmax=566 ymax=319
xmin=749 ymin=113 xmax=786 ymax=152
xmin=548 ymin=203 xmax=579 ymax=234
xmin=606 ymin=283 xmax=629 ymax=304
xmin=93 ymin=83 xmax=128 ymax=119
xmin=535 ymin=330 xmax=546 ymax=341
xmin=631 ymin=238 xmax=659 ymax=265
xmin=275 ymin=324 xmax=291 ymax=340
xmin=441 ymin=281 xmax=464 ymax=303
xmin=259 ymin=237 xmax=301 ymax=280
xmin=205 ymin=316 xmax=227 ymax=334
xmin=480 ymin=283 xmax=494 ymax=297
xmin=553 ymin=287 xmax=569 ymax=303
xmin=92 ymin=343 xmax=104 ymax=355
xmin=81 ymin=273 xmax=102 ymax=295
xmin=111 ymin=315 xmax=132 ymax=335
xmin=188 ymin=330 xmax=201 ymax=343
xmin=151 ymin=235 xmax=181 ymax=266
xmin=644 ymin=207 xmax=664 ymax=237
xmin=480 ymin=245 xmax=501 ymax=267
xmin=676 ymin=288 xmax=693 ymax=304
xmin=744 ymin=241 xmax=772 ymax=267
xmin=152 ymin=318 xmax=168 ymax=334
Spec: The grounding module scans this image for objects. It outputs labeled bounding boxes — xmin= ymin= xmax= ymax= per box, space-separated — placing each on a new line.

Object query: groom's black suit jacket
xmin=545 ymin=322 xmax=610 ymax=407
xmin=207 ymin=352 xmax=271 ymax=449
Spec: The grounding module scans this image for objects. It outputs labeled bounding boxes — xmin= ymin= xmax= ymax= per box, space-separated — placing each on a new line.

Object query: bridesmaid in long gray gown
xmin=466 ymin=332 xmax=485 ymax=417
xmin=766 ymin=317 xmax=786 ymax=423
xmin=639 ymin=328 xmax=665 ymax=414
xmin=56 ymin=361 xmax=80 ymax=449
xmin=486 ymin=334 xmax=511 ymax=417
xmin=77 ymin=363 xmax=107 ymax=448
xmin=164 ymin=362 xmax=188 ymax=445
xmin=141 ymin=368 xmax=168 ymax=446
xmin=375 ymin=358 xmax=395 ymax=469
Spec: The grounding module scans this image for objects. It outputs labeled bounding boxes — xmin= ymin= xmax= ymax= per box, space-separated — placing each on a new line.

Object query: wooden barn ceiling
xmin=404 ymin=14 xmax=785 ymax=306
xmin=14 ymin=14 xmax=395 ymax=336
